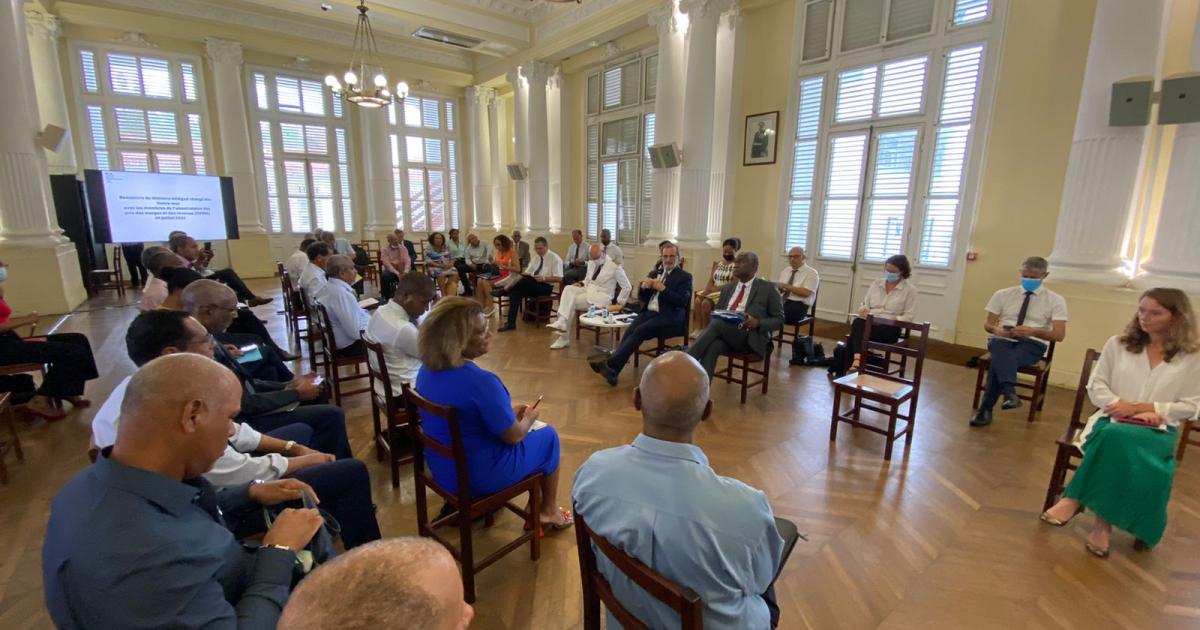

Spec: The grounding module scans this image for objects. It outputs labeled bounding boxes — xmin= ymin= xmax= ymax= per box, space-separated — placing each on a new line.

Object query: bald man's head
xmin=279 ymin=537 xmax=473 ymax=630
xmin=635 ymin=352 xmax=711 ymax=441
xmin=182 ymin=279 xmax=238 ymax=334
xmin=115 ymin=354 xmax=242 ymax=479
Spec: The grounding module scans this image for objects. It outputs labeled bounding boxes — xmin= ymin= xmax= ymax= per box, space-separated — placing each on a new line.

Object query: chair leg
xmin=971 ymin=363 xmax=986 ymax=410
xmin=370 ymin=403 xmax=384 ymax=462
xmin=1176 ymin=423 xmax=1191 ymax=462
xmin=1027 ymin=380 xmax=1041 ymax=423
xmin=829 ymin=389 xmax=841 ymax=442
xmin=1043 ymin=449 xmax=1068 ymax=512
xmin=460 ymin=513 xmax=476 ymax=604
xmin=883 ymin=407 xmax=900 ymax=461
xmin=530 ymin=481 xmax=542 ymax=561
xmin=762 ymin=353 xmax=771 ymax=395
xmin=739 ymin=360 xmax=749 ymax=405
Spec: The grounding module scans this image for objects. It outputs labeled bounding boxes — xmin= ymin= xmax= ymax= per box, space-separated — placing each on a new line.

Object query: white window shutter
xmin=587 ymin=74 xmax=601 ymax=115
xmin=841 ymin=0 xmax=884 ymax=52
xmin=644 ymin=56 xmax=658 ymax=101
xmin=862 ymin=128 xmax=918 ymax=261
xmin=254 ymin=74 xmax=269 ymax=110
xmin=953 ymin=0 xmax=990 ymax=26
xmin=885 ymin=0 xmax=936 ymax=42
xmin=114 ymin=107 xmax=148 ymax=143
xmin=139 ymin=57 xmax=172 ymax=99
xmin=180 ymin=63 xmax=198 ymax=102
xmin=834 ymin=66 xmax=877 ymax=122
xmin=80 ymin=50 xmax=100 ymax=93
xmin=276 ymin=77 xmax=303 ymax=113
xmin=939 ymin=44 xmax=984 ymax=123
xmin=819 ymin=133 xmax=869 ymax=258
xmin=300 ymin=80 xmax=326 ymax=116
xmin=335 ymin=128 xmax=352 ymax=231
xmin=601 ymin=161 xmax=618 ymax=235
xmin=108 ymin=54 xmax=141 ymax=95
xmin=786 ymin=75 xmax=823 ymax=251
xmin=802 ymin=0 xmax=834 ymax=62
xmin=146 ymin=110 xmax=178 ymax=145
xmin=877 ymin=56 xmax=928 ymax=117
xmin=86 ymin=105 xmax=110 ymax=170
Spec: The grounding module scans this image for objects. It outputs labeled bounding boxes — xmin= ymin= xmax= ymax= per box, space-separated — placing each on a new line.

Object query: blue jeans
xmin=981 ymin=337 xmax=1047 ymax=408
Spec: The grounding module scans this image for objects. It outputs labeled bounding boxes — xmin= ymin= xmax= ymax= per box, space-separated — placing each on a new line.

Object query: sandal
xmin=524 ymin=508 xmax=574 ymax=535
xmin=1085 ymin=542 xmax=1110 ymax=559
xmin=65 ymin=396 xmax=92 ymax=408
xmin=1039 ymin=511 xmax=1070 ymax=527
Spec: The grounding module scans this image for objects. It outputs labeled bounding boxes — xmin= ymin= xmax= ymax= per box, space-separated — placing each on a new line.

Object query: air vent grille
xmin=413 ymin=26 xmax=483 ymax=50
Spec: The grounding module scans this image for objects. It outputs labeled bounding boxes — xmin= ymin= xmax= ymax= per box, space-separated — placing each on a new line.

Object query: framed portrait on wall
xmin=743 ymin=111 xmax=779 ymax=166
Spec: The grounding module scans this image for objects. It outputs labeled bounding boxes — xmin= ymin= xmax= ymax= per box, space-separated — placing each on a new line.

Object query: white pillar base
xmin=3 ymin=243 xmax=86 ymax=314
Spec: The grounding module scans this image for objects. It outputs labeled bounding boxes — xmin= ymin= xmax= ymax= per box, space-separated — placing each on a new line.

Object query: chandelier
xmin=324 ymin=0 xmax=408 ymax=109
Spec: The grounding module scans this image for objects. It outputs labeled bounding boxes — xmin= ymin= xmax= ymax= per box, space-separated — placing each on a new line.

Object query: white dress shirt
xmin=284 ymin=250 xmax=308 ymax=280
xmin=858 ymin=278 xmax=917 ymax=322
xmin=777 ymin=264 xmax=819 ymax=306
xmin=365 ymin=300 xmax=423 ymax=390
xmin=465 ymin=241 xmax=493 ymax=265
xmin=523 ymin=250 xmax=564 ymax=279
xmin=583 ymin=255 xmax=632 ymax=306
xmin=984 ymin=284 xmax=1068 ymax=346
xmin=92 ymin=375 xmax=290 ymax=482
xmin=333 ymin=238 xmax=354 ymax=256
xmin=298 ymin=261 xmax=328 ymax=305
xmin=1087 ymin=335 xmax=1200 ymax=429
xmin=314 ymin=277 xmax=371 ymax=350
xmin=565 ymin=241 xmax=590 ymax=267
xmin=647 ymin=266 xmax=676 ymax=313
xmin=725 ymin=279 xmax=755 ymax=314
xmin=601 ymin=242 xmax=624 ymax=265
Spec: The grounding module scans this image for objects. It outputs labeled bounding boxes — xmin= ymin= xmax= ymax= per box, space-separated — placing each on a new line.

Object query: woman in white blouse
xmin=1041 ymin=288 xmax=1200 ymax=557
xmin=830 ymin=254 xmax=918 ymax=376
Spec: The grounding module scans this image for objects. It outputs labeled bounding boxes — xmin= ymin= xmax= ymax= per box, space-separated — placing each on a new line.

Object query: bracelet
xmin=284 ymin=440 xmax=296 ymax=454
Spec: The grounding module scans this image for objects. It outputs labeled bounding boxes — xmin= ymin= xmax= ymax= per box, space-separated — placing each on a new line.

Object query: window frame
xmin=70 ymin=42 xmax=213 ymax=176
xmin=385 ymin=93 xmax=464 ymax=235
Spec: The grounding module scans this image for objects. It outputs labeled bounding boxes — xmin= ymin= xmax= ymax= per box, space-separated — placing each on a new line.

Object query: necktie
xmin=1015 ymin=291 xmax=1034 ymax=326
xmin=575 ymin=246 xmax=583 ymax=262
xmin=534 ymin=256 xmax=544 ymax=275
xmin=729 ymin=284 xmax=747 ymax=311
xmin=784 ymin=268 xmax=797 ymax=295
xmin=590 ymin=262 xmax=604 ymax=281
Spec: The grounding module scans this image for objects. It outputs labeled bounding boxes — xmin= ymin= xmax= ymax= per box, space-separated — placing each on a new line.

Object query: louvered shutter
xmin=819 ymin=133 xmax=869 ymax=258
xmin=862 ymin=128 xmax=919 ymax=261
xmin=786 ymin=76 xmax=823 ymax=250
xmin=834 ymin=66 xmax=877 ymax=122
xmin=801 ymin=0 xmax=834 ymax=63
xmin=841 ymin=0 xmax=884 ymax=52
xmin=877 ymin=56 xmax=928 ymax=117
xmin=885 ymin=0 xmax=935 ymax=42
xmin=335 ymin=128 xmax=352 ymax=230
xmin=953 ymin=0 xmax=990 ymax=26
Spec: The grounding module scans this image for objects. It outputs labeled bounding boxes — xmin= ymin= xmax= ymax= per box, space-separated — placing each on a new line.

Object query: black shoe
xmin=497 ymin=323 xmax=516 ymax=333
xmin=969 ymin=407 xmax=994 ymax=427
xmin=1001 ymin=391 xmax=1022 ymax=410
xmin=588 ymin=359 xmax=608 ymax=375
xmin=278 ymin=350 xmax=301 ymax=362
xmin=601 ymin=365 xmax=619 ymax=387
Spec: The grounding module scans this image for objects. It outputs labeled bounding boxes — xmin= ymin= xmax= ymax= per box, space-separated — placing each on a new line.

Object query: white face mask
xmin=0 ymin=267 xmax=7 ymax=283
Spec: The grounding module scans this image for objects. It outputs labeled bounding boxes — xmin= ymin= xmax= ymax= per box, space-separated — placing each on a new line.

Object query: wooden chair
xmin=403 ymin=385 xmax=541 ymax=604
xmin=971 ymin=340 xmax=1057 ymax=422
xmin=88 ymin=245 xmax=125 ymax=297
xmin=830 ymin=316 xmax=931 ymax=460
xmin=313 ymin=303 xmax=370 ymax=405
xmin=0 ymin=393 xmax=25 ymax=485
xmin=360 ymin=240 xmax=381 ymax=286
xmin=776 ymin=289 xmax=819 ymax=349
xmin=715 ymin=345 xmax=773 ymax=405
xmin=525 ymin=287 xmax=559 ymax=326
xmin=1178 ymin=418 xmax=1200 ymax=462
xmin=574 ymin=507 xmax=703 ymax=630
xmin=362 ymin=334 xmax=413 ymax=487
xmin=297 ymin=288 xmax=326 ymax=373
xmin=633 ymin=297 xmax=692 ymax=368
xmin=1043 ymin=348 xmax=1101 ymax=511
xmin=0 ymin=321 xmax=46 ymax=382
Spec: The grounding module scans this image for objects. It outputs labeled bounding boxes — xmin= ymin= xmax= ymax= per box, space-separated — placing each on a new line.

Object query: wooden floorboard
xmin=2 ymin=279 xmax=1199 ymax=629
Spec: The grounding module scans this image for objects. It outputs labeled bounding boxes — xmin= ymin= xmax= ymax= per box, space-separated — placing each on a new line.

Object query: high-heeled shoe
xmin=1085 ymin=542 xmax=1110 ymax=559
xmin=1039 ymin=511 xmax=1070 ymax=527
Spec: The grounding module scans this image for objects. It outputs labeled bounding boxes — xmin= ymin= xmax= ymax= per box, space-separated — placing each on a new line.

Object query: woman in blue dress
xmin=415 ymin=296 xmax=573 ymax=530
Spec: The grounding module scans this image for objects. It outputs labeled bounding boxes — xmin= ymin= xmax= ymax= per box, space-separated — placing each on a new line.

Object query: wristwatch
xmin=283 ymin=440 xmax=296 ymax=454
xmin=262 ymin=543 xmax=293 ymax=554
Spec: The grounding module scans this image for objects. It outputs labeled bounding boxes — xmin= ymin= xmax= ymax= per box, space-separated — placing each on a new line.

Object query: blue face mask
xmin=0 ymin=267 xmax=7 ymax=283
xmin=1020 ymin=277 xmax=1042 ymax=292
xmin=884 ymin=271 xmax=900 ymax=283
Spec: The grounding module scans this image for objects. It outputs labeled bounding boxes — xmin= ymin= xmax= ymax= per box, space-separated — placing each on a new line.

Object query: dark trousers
xmin=981 ymin=337 xmax=1047 ymax=408
xmin=210 ymin=268 xmax=256 ymax=302
xmin=380 ymin=270 xmax=398 ymax=301
xmin=261 ymin=423 xmax=314 ymax=448
xmin=453 ymin=260 xmax=474 ymax=294
xmin=245 ymin=404 xmax=351 ymax=460
xmin=606 ymin=311 xmax=684 ymax=373
xmin=504 ymin=277 xmax=554 ymax=327
xmin=687 ymin=320 xmax=757 ymax=379
xmin=0 ymin=332 xmax=98 ymax=399
xmin=291 ymin=458 xmax=381 ymax=549
xmin=562 ymin=264 xmax=587 ymax=286
xmin=783 ymin=300 xmax=810 ymax=324
xmin=839 ymin=317 xmax=902 ymax=373
xmin=121 ymin=243 xmax=147 ymax=287
xmin=336 ymin=339 xmax=365 ymax=359
xmin=228 ymin=308 xmax=288 ymax=356
xmin=764 ymin=517 xmax=801 ymax=628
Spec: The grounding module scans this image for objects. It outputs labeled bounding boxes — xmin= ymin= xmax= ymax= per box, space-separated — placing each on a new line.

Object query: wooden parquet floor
xmin=3 ymin=280 xmax=1200 ymax=630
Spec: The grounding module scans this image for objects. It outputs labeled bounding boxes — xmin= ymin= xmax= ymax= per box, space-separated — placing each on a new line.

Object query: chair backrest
xmin=361 ymin=240 xmax=380 ymax=255
xmin=860 ymin=315 xmax=930 ymax=388
xmin=315 ymin=303 xmax=340 ymax=354
xmin=1067 ymin=348 xmax=1101 ymax=436
xmin=402 ymin=384 xmax=472 ymax=505
xmin=573 ymin=508 xmax=703 ymax=630
xmin=111 ymin=245 xmax=123 ymax=273
xmin=1042 ymin=339 xmax=1057 ymax=367
xmin=362 ymin=333 xmax=397 ymax=412
xmin=275 ymin=261 xmax=285 ymax=276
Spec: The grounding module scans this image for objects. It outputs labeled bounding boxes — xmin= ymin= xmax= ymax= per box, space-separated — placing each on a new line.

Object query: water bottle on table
xmin=587 ymin=304 xmax=596 ymax=318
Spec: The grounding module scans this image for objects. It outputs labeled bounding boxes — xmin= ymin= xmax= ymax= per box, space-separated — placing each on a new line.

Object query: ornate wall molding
xmin=535 ymin=0 xmax=625 ymax=42
xmin=113 ymin=32 xmax=158 ymax=48
xmin=23 ymin=7 xmax=61 ymax=42
xmin=521 ymin=61 xmax=555 ymax=86
xmin=204 ymin=38 xmax=244 ymax=66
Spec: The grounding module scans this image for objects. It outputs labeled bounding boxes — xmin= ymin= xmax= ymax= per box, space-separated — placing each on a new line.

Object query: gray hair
xmin=788 ymin=246 xmax=805 ymax=257
xmin=181 ymin=279 xmax=234 ymax=314
xmin=739 ymin=251 xmax=760 ymax=270
xmin=325 ymin=254 xmax=356 ymax=279
xmin=1021 ymin=256 xmax=1049 ymax=274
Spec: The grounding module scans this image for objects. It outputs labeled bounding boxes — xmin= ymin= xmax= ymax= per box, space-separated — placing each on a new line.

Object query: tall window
xmin=387 ymin=95 xmax=462 ymax=233
xmin=73 ymin=45 xmax=209 ymax=175
xmin=584 ymin=53 xmax=656 ymax=244
xmin=250 ymin=69 xmax=354 ymax=234
xmin=782 ymin=0 xmax=993 ymax=269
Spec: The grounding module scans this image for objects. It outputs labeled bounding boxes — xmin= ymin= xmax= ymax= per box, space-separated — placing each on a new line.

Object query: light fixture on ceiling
xmin=324 ymin=0 xmax=408 ymax=109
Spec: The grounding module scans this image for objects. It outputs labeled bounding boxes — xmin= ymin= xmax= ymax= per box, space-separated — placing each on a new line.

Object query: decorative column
xmin=707 ymin=1 xmax=742 ymax=243
xmin=488 ymin=96 xmax=507 ymax=229
xmin=359 ymin=102 xmax=394 ymax=238
xmin=674 ymin=0 xmax=731 ymax=247
xmin=506 ymin=68 xmax=528 ymax=230
xmin=547 ymin=69 xmax=568 ymax=233
xmin=523 ymin=61 xmax=553 ymax=233
xmin=0 ymin=0 xmax=84 ymax=313
xmin=24 ymin=6 xmax=77 ymax=175
xmin=465 ymin=86 xmax=495 ymax=231
xmin=646 ymin=2 xmax=685 ymax=245
xmin=1048 ymin=0 xmax=1166 ymax=285
xmin=205 ymin=38 xmax=273 ymax=277
xmin=1136 ymin=19 xmax=1200 ymax=293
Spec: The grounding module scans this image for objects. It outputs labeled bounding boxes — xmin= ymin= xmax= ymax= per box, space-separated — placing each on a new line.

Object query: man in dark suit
xmin=590 ymin=243 xmax=693 ymax=386
xmin=688 ymin=251 xmax=783 ymax=379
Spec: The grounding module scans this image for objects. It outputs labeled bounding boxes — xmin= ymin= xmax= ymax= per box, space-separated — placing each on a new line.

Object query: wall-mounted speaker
xmin=648 ymin=143 xmax=681 ymax=169
xmin=37 ymin=124 xmax=67 ymax=151
xmin=506 ymin=162 xmax=528 ymax=180
xmin=1109 ymin=77 xmax=1153 ymax=127
xmin=1159 ymin=72 xmax=1200 ymax=125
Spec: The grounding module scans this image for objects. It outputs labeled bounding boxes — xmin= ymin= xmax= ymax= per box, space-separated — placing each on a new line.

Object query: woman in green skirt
xmin=1041 ymin=288 xmax=1200 ymax=558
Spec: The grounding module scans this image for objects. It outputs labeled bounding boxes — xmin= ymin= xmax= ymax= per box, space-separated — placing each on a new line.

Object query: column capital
xmin=649 ymin=3 xmax=679 ymax=34
xmin=505 ymin=67 xmax=522 ymax=87
xmin=725 ymin=0 xmax=742 ymax=28
xmin=548 ymin=68 xmax=564 ymax=91
xmin=204 ymin=38 xmax=244 ymax=66
xmin=23 ymin=7 xmax=61 ymax=42
xmin=521 ymin=61 xmax=554 ymax=88
xmin=678 ymin=0 xmax=734 ymax=20
xmin=467 ymin=85 xmax=496 ymax=107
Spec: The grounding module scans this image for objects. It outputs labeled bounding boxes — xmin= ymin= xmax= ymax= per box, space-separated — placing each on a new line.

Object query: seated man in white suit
xmin=548 ymin=244 xmax=631 ymax=349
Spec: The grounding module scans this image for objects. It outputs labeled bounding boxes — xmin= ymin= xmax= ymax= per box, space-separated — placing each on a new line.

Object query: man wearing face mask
xmin=970 ymin=256 xmax=1068 ymax=427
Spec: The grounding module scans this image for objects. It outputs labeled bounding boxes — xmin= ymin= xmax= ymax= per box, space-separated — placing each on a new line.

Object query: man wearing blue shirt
xmin=573 ymin=352 xmax=798 ymax=628
xmin=315 ymin=255 xmax=372 ymax=358
xmin=43 ymin=353 xmax=325 ymax=629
